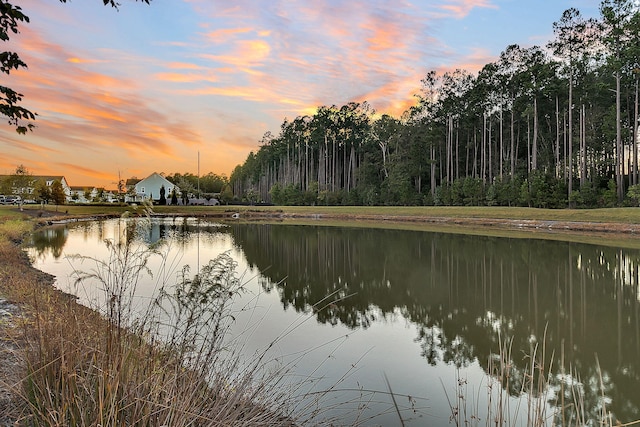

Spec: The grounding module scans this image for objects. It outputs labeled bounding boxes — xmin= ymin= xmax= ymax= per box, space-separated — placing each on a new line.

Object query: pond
xmin=25 ymin=217 xmax=640 ymax=426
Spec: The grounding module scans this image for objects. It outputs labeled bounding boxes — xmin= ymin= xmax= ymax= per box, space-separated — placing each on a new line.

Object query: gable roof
xmin=135 ymin=172 xmax=177 ymax=187
xmin=0 ymin=175 xmax=67 ymax=185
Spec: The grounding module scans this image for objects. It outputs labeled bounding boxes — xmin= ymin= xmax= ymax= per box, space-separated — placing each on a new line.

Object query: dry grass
xmin=15 ymin=203 xmax=640 ymax=225
xmin=0 ymin=212 xmax=310 ymax=426
xmin=0 ymin=220 xmax=33 ymax=244
xmin=441 ymin=329 xmax=640 ymax=427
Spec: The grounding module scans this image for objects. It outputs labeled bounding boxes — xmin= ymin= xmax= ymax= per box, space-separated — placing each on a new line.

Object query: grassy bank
xmin=0 ymin=212 xmax=312 ymax=426
xmin=7 ymin=203 xmax=640 ymax=224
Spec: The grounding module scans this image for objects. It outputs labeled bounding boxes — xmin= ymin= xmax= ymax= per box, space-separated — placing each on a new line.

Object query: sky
xmin=1 ymin=0 xmax=602 ymax=189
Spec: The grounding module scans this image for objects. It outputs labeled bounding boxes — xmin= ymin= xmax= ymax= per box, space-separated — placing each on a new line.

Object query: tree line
xmin=230 ymin=1 xmax=640 ymax=208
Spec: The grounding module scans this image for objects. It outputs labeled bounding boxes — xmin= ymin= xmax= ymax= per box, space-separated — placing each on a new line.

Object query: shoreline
xmin=20 ymin=206 xmax=640 ymax=236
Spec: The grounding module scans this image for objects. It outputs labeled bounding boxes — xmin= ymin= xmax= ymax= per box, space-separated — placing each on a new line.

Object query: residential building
xmin=126 ymin=172 xmax=179 ymax=203
xmin=0 ymin=175 xmax=71 ymax=202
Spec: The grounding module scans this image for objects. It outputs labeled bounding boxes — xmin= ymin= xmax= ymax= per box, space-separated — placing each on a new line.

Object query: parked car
xmin=4 ymin=195 xmax=21 ymax=204
xmin=0 ymin=195 xmax=5 ymax=204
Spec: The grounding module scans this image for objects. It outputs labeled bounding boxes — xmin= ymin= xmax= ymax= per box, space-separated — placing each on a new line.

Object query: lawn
xmin=10 ymin=203 xmax=640 ymax=224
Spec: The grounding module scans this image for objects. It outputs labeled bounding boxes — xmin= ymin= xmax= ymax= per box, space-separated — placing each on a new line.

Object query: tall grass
xmin=0 ymin=220 xmax=33 ymax=243
xmin=441 ymin=329 xmax=633 ymax=427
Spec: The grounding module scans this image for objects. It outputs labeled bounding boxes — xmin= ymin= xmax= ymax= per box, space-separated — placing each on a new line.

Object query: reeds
xmin=441 ymin=328 xmax=630 ymax=427
xmin=13 ymin=210 xmax=313 ymax=426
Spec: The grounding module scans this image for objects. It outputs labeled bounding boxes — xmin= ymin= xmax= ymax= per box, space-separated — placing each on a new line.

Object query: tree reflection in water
xmin=229 ymin=223 xmax=640 ymax=423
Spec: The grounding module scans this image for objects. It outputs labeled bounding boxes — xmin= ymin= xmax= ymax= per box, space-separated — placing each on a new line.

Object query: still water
xmin=25 ymin=218 xmax=640 ymax=426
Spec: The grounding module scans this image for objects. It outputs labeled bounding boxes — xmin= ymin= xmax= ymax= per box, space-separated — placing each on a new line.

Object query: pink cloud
xmin=438 ymin=0 xmax=498 ymax=19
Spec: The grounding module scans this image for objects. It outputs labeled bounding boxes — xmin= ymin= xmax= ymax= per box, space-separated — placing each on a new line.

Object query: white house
xmin=68 ymin=186 xmax=96 ymax=203
xmin=1 ymin=175 xmax=71 ymax=202
xmin=126 ymin=172 xmax=179 ymax=203
xmin=63 ymin=186 xmax=121 ymax=203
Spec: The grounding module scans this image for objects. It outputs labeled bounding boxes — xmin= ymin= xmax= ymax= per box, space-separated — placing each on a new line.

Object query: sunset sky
xmin=1 ymin=0 xmax=601 ymax=188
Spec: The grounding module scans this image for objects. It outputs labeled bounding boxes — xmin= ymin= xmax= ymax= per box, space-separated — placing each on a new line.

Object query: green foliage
xmin=34 ymin=180 xmax=51 ymax=203
xmin=244 ymin=188 xmax=259 ymax=205
xmin=303 ymin=181 xmax=319 ymax=205
xmin=434 ymin=184 xmax=452 ymax=206
xmin=0 ymin=1 xmax=34 ymax=133
xmin=572 ymin=181 xmax=600 ymax=208
xmin=626 ymin=184 xmax=640 ymax=206
xmin=219 ymin=184 xmax=233 ymax=204
xmin=165 ymin=172 xmax=228 ymax=197
xmin=269 ymin=182 xmax=282 ymax=204
xmin=462 ymin=177 xmax=484 ymax=206
xmin=602 ymin=179 xmax=618 ymax=207
xmin=50 ymin=180 xmax=66 ymax=205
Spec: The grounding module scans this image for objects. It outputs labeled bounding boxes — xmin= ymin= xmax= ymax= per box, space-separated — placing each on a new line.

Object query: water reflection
xmin=229 ymin=223 xmax=640 ymax=422
xmin=26 ymin=220 xmax=640 ymax=424
xmin=27 ymin=226 xmax=69 ymax=260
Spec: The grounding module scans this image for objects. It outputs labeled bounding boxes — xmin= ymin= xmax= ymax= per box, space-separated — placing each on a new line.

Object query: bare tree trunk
xmin=580 ymin=104 xmax=586 ymax=187
xmin=473 ymin=127 xmax=478 ymax=179
xmin=510 ymin=109 xmax=515 ymax=180
xmin=482 ymin=113 xmax=487 ymax=183
xmin=305 ymin=139 xmax=309 ymax=190
xmin=430 ymin=145 xmax=436 ymax=196
xmin=634 ymin=80 xmax=639 ymax=186
xmin=499 ymin=109 xmax=503 ymax=180
xmin=446 ymin=115 xmax=452 ymax=184
xmin=532 ymin=98 xmax=538 ymax=171
xmin=568 ymin=73 xmax=574 ymax=205
xmin=332 ymin=135 xmax=336 ymax=192
xmin=465 ymin=133 xmax=470 ymax=178
xmin=564 ymin=111 xmax=568 ymax=184
xmin=488 ymin=116 xmax=493 ymax=183
xmin=556 ymin=97 xmax=561 ymax=179
xmin=455 ymin=125 xmax=460 ymax=180
xmin=616 ymin=71 xmax=623 ymax=201
xmin=527 ymin=114 xmax=531 ymax=174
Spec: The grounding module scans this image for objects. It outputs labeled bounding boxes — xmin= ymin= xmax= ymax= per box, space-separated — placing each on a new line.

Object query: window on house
xmin=141 ymin=187 xmax=145 ymax=193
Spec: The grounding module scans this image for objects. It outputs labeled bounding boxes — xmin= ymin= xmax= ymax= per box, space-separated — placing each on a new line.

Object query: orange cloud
xmin=67 ymin=57 xmax=106 ymax=64
xmin=56 ymin=163 xmax=115 ymax=182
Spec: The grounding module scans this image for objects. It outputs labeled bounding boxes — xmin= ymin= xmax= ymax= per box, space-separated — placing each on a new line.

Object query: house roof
xmin=133 ymin=172 xmax=179 ymax=188
xmin=35 ymin=176 xmax=66 ymax=182
xmin=0 ymin=175 xmax=67 ymax=185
